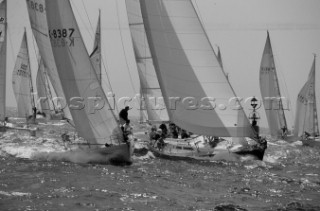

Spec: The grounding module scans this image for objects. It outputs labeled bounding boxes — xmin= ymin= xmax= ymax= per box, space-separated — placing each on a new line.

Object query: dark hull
xmin=301 ymin=138 xmax=320 ymax=148
xmin=90 ymin=142 xmax=132 ymax=165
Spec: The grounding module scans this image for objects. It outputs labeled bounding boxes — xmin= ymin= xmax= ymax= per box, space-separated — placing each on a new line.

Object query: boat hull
xmin=148 ymin=136 xmax=267 ymax=161
xmin=90 ymin=142 xmax=133 ymax=165
xmin=301 ymin=137 xmax=320 ymax=148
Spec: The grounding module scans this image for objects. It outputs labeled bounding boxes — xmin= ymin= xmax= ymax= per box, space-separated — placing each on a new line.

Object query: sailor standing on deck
xmin=119 ymin=106 xmax=130 ymax=125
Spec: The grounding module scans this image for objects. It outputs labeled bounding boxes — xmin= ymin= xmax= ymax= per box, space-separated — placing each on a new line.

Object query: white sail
xmin=259 ymin=32 xmax=287 ymax=138
xmin=12 ymin=31 xmax=34 ymax=118
xmin=36 ymin=59 xmax=52 ymax=116
xmin=45 ymin=0 xmax=123 ymax=145
xmin=126 ymin=0 xmax=169 ymax=124
xmin=26 ymin=0 xmax=72 ymax=121
xmin=0 ymin=0 xmax=6 ymax=121
xmin=294 ymin=56 xmax=319 ymax=137
xmin=138 ymin=0 xmax=254 ymax=137
xmin=89 ymin=11 xmax=101 ymax=84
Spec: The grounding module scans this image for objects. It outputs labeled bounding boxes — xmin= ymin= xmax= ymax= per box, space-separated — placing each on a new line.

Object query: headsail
xmin=36 ymin=59 xmax=52 ymax=116
xmin=26 ymin=0 xmax=72 ymax=121
xmin=12 ymin=30 xmax=34 ymax=118
xmin=90 ymin=10 xmax=101 ymax=84
xmin=259 ymin=32 xmax=287 ymax=138
xmin=126 ymin=0 xmax=169 ymax=124
xmin=294 ymin=56 xmax=319 ymax=137
xmin=138 ymin=0 xmax=254 ymax=137
xmin=45 ymin=0 xmax=123 ymax=145
xmin=0 ymin=0 xmax=6 ymax=121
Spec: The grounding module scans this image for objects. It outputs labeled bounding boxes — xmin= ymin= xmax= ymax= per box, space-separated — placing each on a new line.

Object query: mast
xmin=313 ymin=54 xmax=319 ymax=137
xmin=0 ymin=0 xmax=7 ymax=122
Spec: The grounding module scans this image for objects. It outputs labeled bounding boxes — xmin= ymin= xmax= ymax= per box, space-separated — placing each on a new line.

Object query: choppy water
xmin=1 ymin=118 xmax=320 ymax=211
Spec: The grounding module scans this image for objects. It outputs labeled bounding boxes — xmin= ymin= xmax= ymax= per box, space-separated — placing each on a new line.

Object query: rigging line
xmin=81 ymin=0 xmax=94 ymax=33
xmin=115 ymin=0 xmax=137 ymax=94
xmin=6 ymin=25 xmax=16 ymax=65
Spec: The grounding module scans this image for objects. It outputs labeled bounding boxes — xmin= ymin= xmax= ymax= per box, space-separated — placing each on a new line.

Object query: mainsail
xmin=26 ymin=0 xmax=72 ymax=121
xmin=259 ymin=32 xmax=287 ymax=138
xmin=0 ymin=0 xmax=6 ymax=121
xmin=45 ymin=0 xmax=123 ymax=145
xmin=89 ymin=10 xmax=101 ymax=84
xmin=138 ymin=0 xmax=254 ymax=137
xmin=126 ymin=0 xmax=169 ymax=124
xmin=12 ymin=30 xmax=34 ymax=118
xmin=294 ymin=56 xmax=319 ymax=137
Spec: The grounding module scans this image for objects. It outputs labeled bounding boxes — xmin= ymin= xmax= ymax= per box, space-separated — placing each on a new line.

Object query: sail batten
xmin=137 ymin=0 xmax=254 ymax=137
xmin=90 ymin=10 xmax=101 ymax=84
xmin=0 ymin=0 xmax=7 ymax=121
xmin=259 ymin=32 xmax=287 ymax=138
xmin=45 ymin=0 xmax=122 ymax=145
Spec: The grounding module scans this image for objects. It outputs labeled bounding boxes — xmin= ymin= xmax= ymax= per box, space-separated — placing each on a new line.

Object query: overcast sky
xmin=4 ymin=0 xmax=320 ymax=128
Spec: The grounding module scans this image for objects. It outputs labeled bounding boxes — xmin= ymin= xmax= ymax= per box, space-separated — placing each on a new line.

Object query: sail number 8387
xmin=49 ymin=28 xmax=75 ymax=39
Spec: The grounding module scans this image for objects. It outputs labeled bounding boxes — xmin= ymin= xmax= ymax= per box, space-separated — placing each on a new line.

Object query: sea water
xmin=0 ymin=117 xmax=320 ymax=210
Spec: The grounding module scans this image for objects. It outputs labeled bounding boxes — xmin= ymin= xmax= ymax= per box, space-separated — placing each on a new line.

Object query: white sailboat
xmin=26 ymin=0 xmax=73 ymax=123
xmin=44 ymin=0 xmax=132 ymax=164
xmin=259 ymin=32 xmax=288 ymax=139
xmin=0 ymin=0 xmax=6 ymax=131
xmin=11 ymin=29 xmax=39 ymax=123
xmin=294 ymin=55 xmax=319 ymax=146
xmin=126 ymin=0 xmax=266 ymax=161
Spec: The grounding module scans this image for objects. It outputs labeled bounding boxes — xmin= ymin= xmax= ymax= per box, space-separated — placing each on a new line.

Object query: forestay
xmin=0 ymin=0 xmax=6 ymax=121
xmin=126 ymin=0 xmax=169 ymax=123
xmin=259 ymin=32 xmax=287 ymax=138
xmin=294 ymin=56 xmax=319 ymax=137
xmin=26 ymin=0 xmax=72 ymax=121
xmin=12 ymin=31 xmax=33 ymax=118
xmin=139 ymin=0 xmax=254 ymax=137
xmin=45 ymin=0 xmax=123 ymax=145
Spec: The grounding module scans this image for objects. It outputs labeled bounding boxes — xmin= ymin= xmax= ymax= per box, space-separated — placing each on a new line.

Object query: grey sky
xmin=5 ymin=0 xmax=320 ymax=128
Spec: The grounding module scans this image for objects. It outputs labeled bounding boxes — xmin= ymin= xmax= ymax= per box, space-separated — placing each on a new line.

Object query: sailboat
xmin=36 ymin=59 xmax=64 ymax=120
xmin=259 ymin=32 xmax=288 ymax=139
xmin=126 ymin=0 xmax=267 ymax=161
xmin=11 ymin=29 xmax=44 ymax=124
xmin=294 ymin=55 xmax=319 ymax=146
xmin=41 ymin=0 xmax=132 ymax=164
xmin=26 ymin=0 xmax=73 ymax=124
xmin=0 ymin=0 xmax=6 ymax=131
